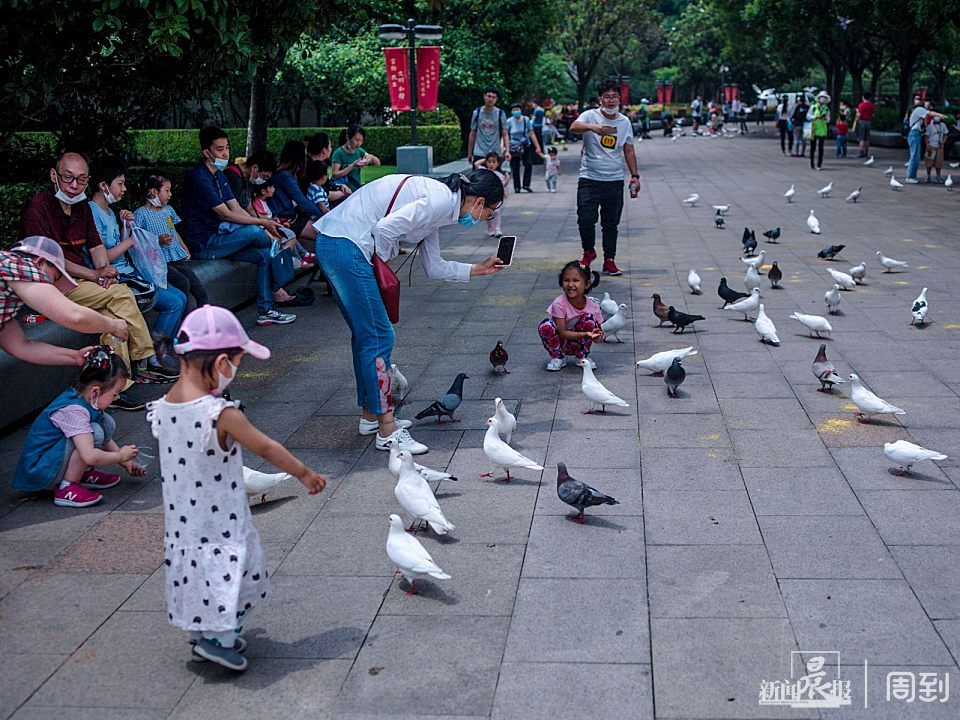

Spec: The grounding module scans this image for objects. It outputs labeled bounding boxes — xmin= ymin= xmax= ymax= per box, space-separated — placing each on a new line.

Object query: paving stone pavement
xmin=1 ymin=132 xmax=959 ymax=719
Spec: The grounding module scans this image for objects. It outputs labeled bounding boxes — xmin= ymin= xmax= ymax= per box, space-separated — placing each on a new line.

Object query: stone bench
xmin=0 ymin=257 xmax=283 ymax=431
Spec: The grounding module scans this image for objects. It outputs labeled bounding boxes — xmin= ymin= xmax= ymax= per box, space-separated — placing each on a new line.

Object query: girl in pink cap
xmin=148 ymin=305 xmax=326 ymax=672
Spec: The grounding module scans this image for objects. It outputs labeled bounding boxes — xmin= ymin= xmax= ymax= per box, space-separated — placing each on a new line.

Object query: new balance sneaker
xmin=375 ymin=428 xmax=428 ymax=455
xmin=602 ymin=258 xmax=623 ymax=276
xmin=580 ymin=250 xmax=597 ymax=267
xmin=191 ymin=637 xmax=248 ymax=671
xmin=79 ymin=469 xmax=120 ymax=489
xmin=359 ymin=418 xmax=412 ymax=436
xmin=545 ymin=357 xmax=567 ymax=371
xmin=191 ymin=636 xmax=247 ymax=660
xmin=145 ymin=362 xmax=179 ymax=381
xmin=54 ymin=483 xmax=103 ymax=508
xmin=257 ymin=309 xmax=297 ymax=325
xmin=110 ymin=392 xmax=146 ymax=412
xmin=133 ymin=368 xmax=170 ymax=384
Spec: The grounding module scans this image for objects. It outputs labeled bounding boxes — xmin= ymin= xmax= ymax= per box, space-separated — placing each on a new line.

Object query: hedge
xmin=8 ymin=125 xmax=461 ymax=169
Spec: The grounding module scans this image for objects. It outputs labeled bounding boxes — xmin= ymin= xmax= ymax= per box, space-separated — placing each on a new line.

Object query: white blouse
xmin=313 ymin=175 xmax=472 ymax=283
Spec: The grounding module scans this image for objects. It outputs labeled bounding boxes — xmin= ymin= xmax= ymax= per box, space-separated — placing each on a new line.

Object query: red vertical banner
xmin=664 ymin=82 xmax=673 ymax=104
xmin=619 ymin=81 xmax=630 ymax=106
xmin=730 ymin=83 xmax=739 ymax=101
xmin=416 ymin=46 xmax=441 ymax=111
xmin=384 ymin=47 xmax=411 ymax=111
xmin=656 ymin=84 xmax=664 ymax=105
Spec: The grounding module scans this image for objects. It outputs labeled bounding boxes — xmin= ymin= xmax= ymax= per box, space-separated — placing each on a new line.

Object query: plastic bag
xmin=128 ymin=226 xmax=168 ymax=289
xmin=802 ymin=121 xmax=812 ymax=140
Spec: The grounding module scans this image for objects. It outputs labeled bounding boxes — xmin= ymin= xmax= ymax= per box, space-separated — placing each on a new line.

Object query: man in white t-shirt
xmin=569 ymin=79 xmax=640 ymax=276
xmin=906 ymin=95 xmax=947 ymax=183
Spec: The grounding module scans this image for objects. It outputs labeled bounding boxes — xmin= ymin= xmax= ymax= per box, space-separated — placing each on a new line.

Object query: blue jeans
xmin=316 ymin=235 xmax=395 ymax=415
xmin=152 ymin=284 xmax=188 ymax=339
xmin=195 ymin=225 xmax=273 ymax=312
xmin=835 ymin=134 xmax=847 ymax=157
xmin=907 ymin=129 xmax=922 ymax=179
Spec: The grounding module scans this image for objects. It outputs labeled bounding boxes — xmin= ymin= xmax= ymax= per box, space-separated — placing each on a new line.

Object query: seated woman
xmin=268 ymin=141 xmax=326 ymax=241
xmin=330 ymin=124 xmax=380 ymax=192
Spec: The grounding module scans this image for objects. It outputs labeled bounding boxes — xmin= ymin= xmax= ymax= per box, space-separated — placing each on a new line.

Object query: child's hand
xmin=118 ymin=444 xmax=139 ymax=463
xmin=123 ymin=461 xmax=147 ymax=477
xmin=298 ymin=469 xmax=327 ymax=495
xmin=587 ymin=329 xmax=604 ymax=342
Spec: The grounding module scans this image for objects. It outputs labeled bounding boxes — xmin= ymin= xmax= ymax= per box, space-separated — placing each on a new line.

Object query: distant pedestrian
xmin=691 ymin=95 xmax=703 ymax=133
xmin=467 ymin=87 xmax=510 ymax=166
xmin=809 ymin=91 xmax=831 ymax=170
xmin=905 ymin=94 xmax=946 ymax=182
xmin=924 ymin=114 xmax=948 ymax=182
xmin=835 ymin=116 xmax=849 ymax=158
xmin=531 ymin=101 xmax=546 ymax=164
xmin=755 ymin=99 xmax=766 ymax=127
xmin=792 ymin=97 xmax=809 ymax=157
xmin=855 ymin=92 xmax=875 ymax=157
xmin=776 ymin=95 xmax=793 ymax=155
xmin=506 ymin=103 xmax=544 ymax=193
xmin=544 ymin=146 xmax=562 ymax=192
xmin=150 ymin=306 xmax=327 ymax=672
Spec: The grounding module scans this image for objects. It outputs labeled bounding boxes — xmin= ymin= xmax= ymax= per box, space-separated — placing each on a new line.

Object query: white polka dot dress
xmin=148 ymin=395 xmax=270 ymax=633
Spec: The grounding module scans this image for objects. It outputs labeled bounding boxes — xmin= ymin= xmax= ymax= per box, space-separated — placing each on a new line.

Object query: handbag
xmin=373 ymin=175 xmax=413 ymax=324
xmin=269 ymin=238 xmax=296 ymax=291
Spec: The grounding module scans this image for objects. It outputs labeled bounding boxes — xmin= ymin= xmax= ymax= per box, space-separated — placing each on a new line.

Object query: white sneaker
xmin=905 ymin=178 xmax=920 ymax=184
xmin=359 ymin=417 xmax=412 ymax=436
xmin=375 ymin=427 xmax=428 ymax=455
xmin=545 ymin=357 xmax=567 ymax=371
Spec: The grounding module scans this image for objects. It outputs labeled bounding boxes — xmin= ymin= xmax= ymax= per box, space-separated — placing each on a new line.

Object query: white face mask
xmin=250 ymin=176 xmax=267 ymax=185
xmin=54 ymin=177 xmax=87 ymax=205
xmin=214 ymin=359 xmax=238 ymax=396
xmin=147 ymin=196 xmax=162 ymax=208
xmin=103 ymin=189 xmax=118 ymax=205
xmin=601 ymin=105 xmax=620 ymax=117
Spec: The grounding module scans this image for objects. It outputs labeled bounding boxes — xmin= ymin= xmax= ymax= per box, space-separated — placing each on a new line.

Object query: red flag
xmin=384 ymin=47 xmax=411 ymax=112
xmin=416 ymin=46 xmax=441 ymax=111
xmin=664 ymin=82 xmax=673 ymax=104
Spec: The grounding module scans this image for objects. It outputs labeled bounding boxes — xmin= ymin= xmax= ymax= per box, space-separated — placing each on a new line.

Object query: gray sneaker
xmin=191 ymin=637 xmax=248 ymax=671
xmin=257 ymin=309 xmax=296 ymax=326
xmin=190 ymin=636 xmax=247 ymax=661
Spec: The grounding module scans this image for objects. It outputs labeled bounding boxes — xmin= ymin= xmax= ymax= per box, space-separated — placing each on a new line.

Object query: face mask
xmin=89 ymin=388 xmax=101 ymax=411
xmin=601 ymin=105 xmax=620 ymax=116
xmin=512 ymin=110 xmax=521 ymax=118
xmin=458 ymin=210 xmax=480 ymax=228
xmin=933 ymin=117 xmax=941 ymax=124
xmin=147 ymin=196 xmax=162 ymax=208
xmin=214 ymin=359 xmax=238 ymax=396
xmin=212 ymin=157 xmax=228 ymax=171
xmin=103 ymin=189 xmax=118 ymax=205
xmin=53 ymin=177 xmax=87 ymax=205
xmin=251 ymin=176 xmax=266 ymax=185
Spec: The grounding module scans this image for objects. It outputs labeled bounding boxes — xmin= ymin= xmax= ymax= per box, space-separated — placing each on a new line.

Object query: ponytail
xmin=440 ymin=168 xmax=505 ymax=207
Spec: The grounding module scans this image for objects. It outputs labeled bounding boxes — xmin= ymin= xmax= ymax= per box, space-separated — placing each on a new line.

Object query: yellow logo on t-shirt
xmin=600 ymin=134 xmax=617 ymax=149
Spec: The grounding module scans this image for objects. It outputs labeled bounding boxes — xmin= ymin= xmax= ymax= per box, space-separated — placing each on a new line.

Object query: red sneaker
xmin=581 ymin=250 xmax=597 ymax=267
xmin=80 ymin=469 xmax=120 ymax=489
xmin=602 ymin=258 xmax=623 ymax=276
xmin=301 ymin=252 xmax=317 ymax=265
xmin=54 ymin=483 xmax=103 ymax=508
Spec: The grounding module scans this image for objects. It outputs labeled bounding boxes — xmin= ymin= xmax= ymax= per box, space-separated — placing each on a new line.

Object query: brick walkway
xmin=1 ymin=130 xmax=959 ymax=719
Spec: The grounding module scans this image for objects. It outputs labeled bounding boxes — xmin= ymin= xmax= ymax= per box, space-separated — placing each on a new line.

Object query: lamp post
xmin=379 ymin=19 xmax=443 ymax=148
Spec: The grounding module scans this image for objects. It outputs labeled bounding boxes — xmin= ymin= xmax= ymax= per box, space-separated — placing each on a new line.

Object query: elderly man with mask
xmin=19 ymin=152 xmax=165 ymax=410
xmin=570 ymin=78 xmax=640 ymax=277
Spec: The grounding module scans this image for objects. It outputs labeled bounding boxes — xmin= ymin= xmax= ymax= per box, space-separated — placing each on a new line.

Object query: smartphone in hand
xmin=495 ymin=235 xmax=517 ymax=267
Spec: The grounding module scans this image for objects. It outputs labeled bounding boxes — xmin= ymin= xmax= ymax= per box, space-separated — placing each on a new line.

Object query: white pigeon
xmin=687 ymin=269 xmax=702 ymax=295
xmin=493 ymin=397 xmax=517 ymax=444
xmin=824 ymin=284 xmax=842 ymax=314
xmin=744 ymin=264 xmax=761 ymax=293
xmin=806 ymin=209 xmax=821 ymax=234
xmin=876 ymin=251 xmax=908 ymax=272
xmin=789 ymin=311 xmax=832 ymax=337
xmin=784 ymin=184 xmax=796 ymax=202
xmin=950 ymin=162 xmax=960 ymax=168
xmin=849 ymin=374 xmax=906 ymax=422
xmin=740 ymin=249 xmax=766 ymax=270
xmin=388 ymin=446 xmax=457 ymax=484
xmin=390 ymin=364 xmax=409 ymax=408
xmin=910 ymin=287 xmax=929 ymax=325
xmin=600 ymin=303 xmax=629 ymax=343
xmin=864 ymin=155 xmax=875 ymax=166
xmin=848 ymin=262 xmax=867 ymax=284
xmin=599 ymin=292 xmax=619 ymax=318
xmin=242 ymin=466 xmax=290 ymax=503
xmin=712 ymin=204 xmax=730 ymax=215
xmin=827 ymin=267 xmax=856 ymax=290
xmin=845 ymin=186 xmax=862 ymax=203
xmin=481 ymin=416 xmax=544 ymax=481
xmin=884 ymin=441 xmax=948 ymax=475
xmin=817 ymin=182 xmax=833 ymax=198
xmin=393 ymin=450 xmax=455 ymax=535
xmin=635 ymin=347 xmax=698 ymax=375
xmin=945 ymin=174 xmax=953 ymax=190
xmin=754 ymin=304 xmax=780 ymax=345
xmin=386 ymin=514 xmax=451 ymax=594
xmin=724 ymin=287 xmax=761 ymax=321
xmin=682 ymin=193 xmax=700 ymax=206
xmin=890 ymin=175 xmax=904 ymax=190
xmin=578 ymin=358 xmax=629 ymax=413
xmin=883 ymin=165 xmax=894 ymax=177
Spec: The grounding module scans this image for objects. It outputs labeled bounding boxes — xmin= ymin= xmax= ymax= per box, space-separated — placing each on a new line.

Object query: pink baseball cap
xmin=12 ymin=235 xmax=77 ymax=293
xmin=174 ymin=305 xmax=270 ymax=359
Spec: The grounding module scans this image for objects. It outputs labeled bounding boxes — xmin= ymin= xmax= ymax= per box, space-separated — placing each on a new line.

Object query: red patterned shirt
xmin=0 ymin=251 xmax=50 ymax=330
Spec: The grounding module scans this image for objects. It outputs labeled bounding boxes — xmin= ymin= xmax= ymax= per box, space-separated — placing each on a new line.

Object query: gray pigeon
xmin=556 ymin=463 xmax=619 ymax=524
xmin=812 ymin=344 xmax=844 ymax=393
xmin=664 ymin=357 xmax=686 ymax=398
xmin=415 ymin=373 xmax=468 ymax=423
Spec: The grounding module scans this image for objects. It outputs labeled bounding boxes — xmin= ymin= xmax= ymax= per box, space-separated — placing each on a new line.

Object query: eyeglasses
xmin=84 ymin=345 xmax=115 ymax=371
xmin=56 ymin=170 xmax=89 ymax=187
xmin=600 ymin=94 xmax=620 ymax=101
